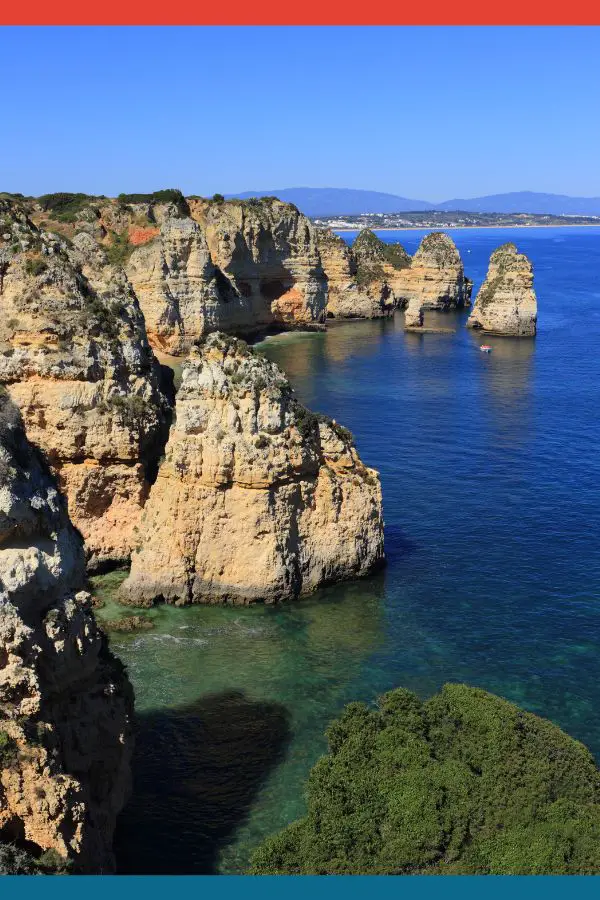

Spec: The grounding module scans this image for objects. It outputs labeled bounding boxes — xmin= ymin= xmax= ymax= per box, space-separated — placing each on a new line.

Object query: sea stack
xmin=0 ymin=391 xmax=133 ymax=872
xmin=395 ymin=232 xmax=472 ymax=310
xmin=317 ymin=229 xmax=385 ymax=319
xmin=349 ymin=229 xmax=411 ymax=314
xmin=120 ymin=333 xmax=384 ymax=606
xmin=467 ymin=243 xmax=537 ymax=336
xmin=0 ymin=200 xmax=171 ymax=568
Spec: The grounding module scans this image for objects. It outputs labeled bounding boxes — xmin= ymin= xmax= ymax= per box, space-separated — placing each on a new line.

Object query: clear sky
xmin=1 ymin=26 xmax=599 ymax=201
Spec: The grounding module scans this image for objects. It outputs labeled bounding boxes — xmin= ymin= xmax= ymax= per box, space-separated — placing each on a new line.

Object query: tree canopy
xmin=251 ymin=684 xmax=600 ymax=874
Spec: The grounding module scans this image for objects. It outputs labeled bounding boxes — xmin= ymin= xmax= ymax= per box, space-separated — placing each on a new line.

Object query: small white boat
xmin=480 ymin=345 xmax=492 ymax=353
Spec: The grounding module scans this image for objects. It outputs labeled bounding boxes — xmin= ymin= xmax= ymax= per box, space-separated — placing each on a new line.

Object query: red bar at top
xmin=2 ymin=0 xmax=600 ymax=25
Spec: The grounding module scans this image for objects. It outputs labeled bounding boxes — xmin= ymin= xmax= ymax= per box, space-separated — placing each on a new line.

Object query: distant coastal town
xmin=312 ymin=210 xmax=600 ymax=230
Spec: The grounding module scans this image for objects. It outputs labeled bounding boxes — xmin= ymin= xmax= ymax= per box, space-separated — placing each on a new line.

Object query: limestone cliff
xmin=467 ymin=243 xmax=537 ymax=336
xmin=0 ymin=391 xmax=133 ymax=873
xmin=120 ymin=333 xmax=384 ymax=606
xmin=393 ymin=231 xmax=472 ymax=312
xmin=349 ymin=229 xmax=410 ymax=315
xmin=188 ymin=197 xmax=327 ymax=333
xmin=316 ymin=230 xmax=387 ymax=319
xmin=0 ymin=200 xmax=171 ymax=568
xmin=13 ymin=193 xmax=328 ymax=353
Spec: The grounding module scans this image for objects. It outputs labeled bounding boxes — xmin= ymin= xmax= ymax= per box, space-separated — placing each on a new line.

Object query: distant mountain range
xmin=226 ymin=188 xmax=600 ymax=218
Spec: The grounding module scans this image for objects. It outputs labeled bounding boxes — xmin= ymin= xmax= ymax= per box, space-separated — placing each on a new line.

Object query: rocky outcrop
xmin=467 ymin=243 xmax=537 ymax=336
xmin=0 ymin=390 xmax=133 ymax=872
xmin=403 ymin=298 xmax=424 ymax=329
xmin=9 ymin=194 xmax=328 ymax=355
xmin=0 ymin=200 xmax=171 ymax=568
xmin=349 ymin=229 xmax=410 ymax=315
xmin=317 ymin=230 xmax=387 ymax=319
xmin=190 ymin=198 xmax=327 ymax=327
xmin=393 ymin=231 xmax=472 ymax=311
xmin=120 ymin=333 xmax=384 ymax=606
xmin=126 ymin=214 xmax=223 ymax=354
xmin=125 ymin=197 xmax=328 ymax=353
xmin=321 ymin=229 xmax=471 ymax=321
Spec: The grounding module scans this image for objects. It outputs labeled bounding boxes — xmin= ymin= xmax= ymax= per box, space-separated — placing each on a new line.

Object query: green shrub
xmin=24 ymin=257 xmax=47 ymax=277
xmin=107 ymin=394 xmax=148 ymax=425
xmin=251 ymin=683 xmax=600 ymax=875
xmin=117 ymin=189 xmax=184 ymax=205
xmin=0 ymin=730 xmax=18 ymax=766
xmin=0 ymin=844 xmax=39 ymax=875
xmin=37 ymin=192 xmax=101 ymax=223
xmin=212 ymin=193 xmax=225 ymax=203
xmin=105 ymin=230 xmax=133 ymax=267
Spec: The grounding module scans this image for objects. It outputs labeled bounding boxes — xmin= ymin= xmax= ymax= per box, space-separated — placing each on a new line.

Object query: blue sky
xmin=1 ymin=26 xmax=599 ymax=200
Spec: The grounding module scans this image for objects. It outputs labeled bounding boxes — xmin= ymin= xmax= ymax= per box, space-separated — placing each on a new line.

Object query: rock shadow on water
xmin=114 ymin=690 xmax=291 ymax=874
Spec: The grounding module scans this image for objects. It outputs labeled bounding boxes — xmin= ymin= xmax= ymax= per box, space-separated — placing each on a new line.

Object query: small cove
xmin=94 ymin=226 xmax=600 ymax=873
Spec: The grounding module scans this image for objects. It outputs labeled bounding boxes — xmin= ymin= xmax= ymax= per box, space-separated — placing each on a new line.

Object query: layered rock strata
xmin=0 ymin=201 xmax=171 ymax=568
xmin=317 ymin=230 xmax=389 ymax=319
xmin=0 ymin=391 xmax=133 ymax=872
xmin=321 ymin=229 xmax=471 ymax=320
xmin=392 ymin=231 xmax=472 ymax=310
xmin=467 ymin=243 xmax=537 ymax=336
xmin=120 ymin=333 xmax=384 ymax=606
xmin=187 ymin=197 xmax=327 ymax=334
xmin=126 ymin=197 xmax=328 ymax=352
xmin=349 ymin=229 xmax=410 ymax=315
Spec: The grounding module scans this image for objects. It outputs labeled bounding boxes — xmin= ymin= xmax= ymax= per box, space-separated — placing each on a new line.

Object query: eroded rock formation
xmin=319 ymin=229 xmax=471 ymax=321
xmin=120 ymin=333 xmax=384 ymax=606
xmin=393 ymin=231 xmax=472 ymax=311
xmin=317 ymin=230 xmax=390 ymax=319
xmin=0 ymin=200 xmax=171 ymax=569
xmin=188 ymin=197 xmax=327 ymax=335
xmin=0 ymin=390 xmax=132 ymax=872
xmin=122 ymin=197 xmax=331 ymax=353
xmin=467 ymin=243 xmax=537 ymax=336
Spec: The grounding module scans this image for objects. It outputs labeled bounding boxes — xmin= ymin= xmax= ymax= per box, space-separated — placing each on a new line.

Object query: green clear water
xmin=92 ymin=571 xmax=387 ymax=874
xmin=93 ymin=227 xmax=600 ymax=874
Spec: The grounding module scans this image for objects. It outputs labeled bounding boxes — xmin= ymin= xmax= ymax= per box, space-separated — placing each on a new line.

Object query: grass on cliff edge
xmin=250 ymin=683 xmax=600 ymax=875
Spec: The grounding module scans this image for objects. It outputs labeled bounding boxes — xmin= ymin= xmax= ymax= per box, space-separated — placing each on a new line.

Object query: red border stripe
xmin=3 ymin=1 xmax=600 ymax=25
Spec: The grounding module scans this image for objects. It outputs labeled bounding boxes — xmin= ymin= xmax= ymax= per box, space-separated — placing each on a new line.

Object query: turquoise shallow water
xmin=98 ymin=226 xmax=600 ymax=874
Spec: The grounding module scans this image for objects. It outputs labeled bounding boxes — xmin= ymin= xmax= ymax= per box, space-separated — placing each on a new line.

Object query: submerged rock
xmin=467 ymin=242 xmax=537 ymax=336
xmin=120 ymin=333 xmax=384 ymax=606
xmin=102 ymin=615 xmax=154 ymax=633
xmin=0 ymin=391 xmax=133 ymax=872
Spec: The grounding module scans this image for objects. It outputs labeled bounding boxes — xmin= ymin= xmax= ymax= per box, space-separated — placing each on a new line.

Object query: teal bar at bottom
xmin=3 ymin=876 xmax=600 ymax=900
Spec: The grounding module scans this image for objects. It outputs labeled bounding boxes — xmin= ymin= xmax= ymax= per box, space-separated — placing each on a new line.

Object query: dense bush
xmin=0 ymin=844 xmax=72 ymax=875
xmin=24 ymin=256 xmax=48 ymax=277
xmin=251 ymin=683 xmax=600 ymax=874
xmin=105 ymin=230 xmax=133 ymax=267
xmin=117 ymin=189 xmax=188 ymax=215
xmin=38 ymin=193 xmax=101 ymax=223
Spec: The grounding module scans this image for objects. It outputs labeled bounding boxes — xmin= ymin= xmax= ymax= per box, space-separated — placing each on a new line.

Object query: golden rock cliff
xmin=316 ymin=230 xmax=386 ymax=319
xmin=467 ymin=243 xmax=537 ymax=336
xmin=0 ymin=200 xmax=171 ymax=568
xmin=0 ymin=392 xmax=132 ymax=873
xmin=120 ymin=333 xmax=384 ymax=606
xmin=393 ymin=231 xmax=472 ymax=312
xmin=188 ymin=197 xmax=327 ymax=332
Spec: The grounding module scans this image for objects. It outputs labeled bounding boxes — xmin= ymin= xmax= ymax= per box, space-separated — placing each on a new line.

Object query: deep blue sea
xmin=95 ymin=227 xmax=600 ymax=873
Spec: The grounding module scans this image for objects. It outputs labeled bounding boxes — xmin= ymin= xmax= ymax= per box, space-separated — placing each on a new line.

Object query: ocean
xmin=93 ymin=226 xmax=600 ymax=873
